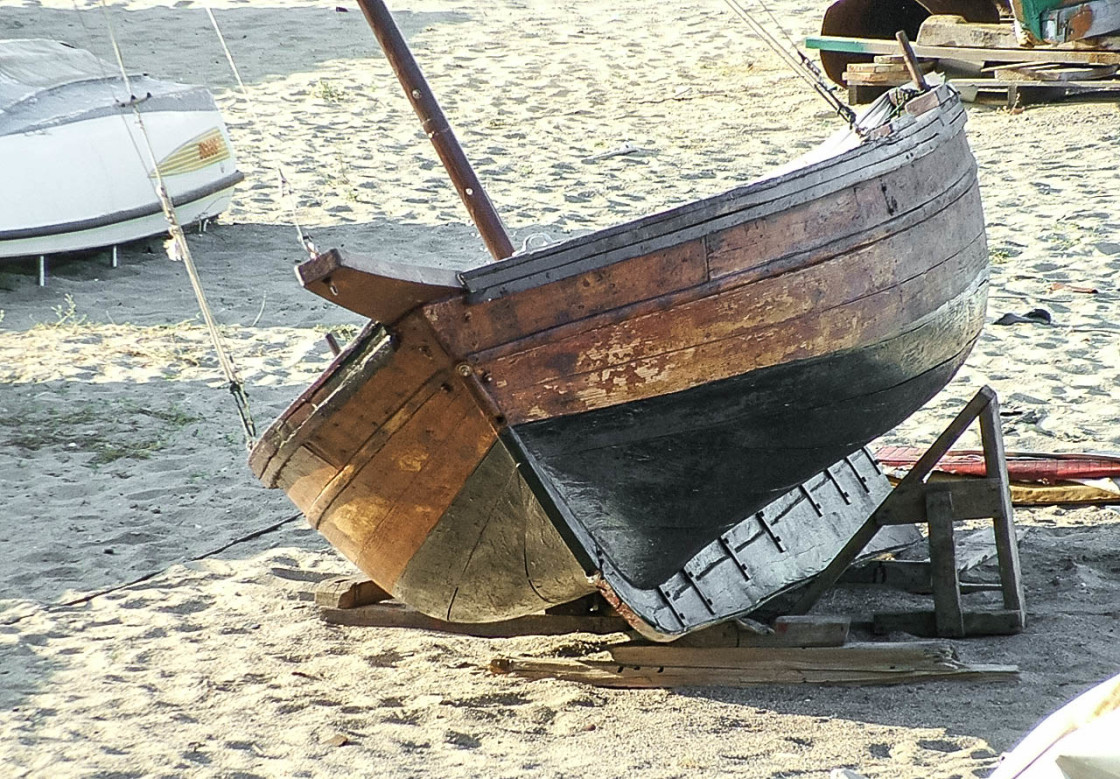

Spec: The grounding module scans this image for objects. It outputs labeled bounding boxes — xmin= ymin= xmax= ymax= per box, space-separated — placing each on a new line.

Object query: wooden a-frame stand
xmin=791 ymin=386 xmax=1026 ymax=638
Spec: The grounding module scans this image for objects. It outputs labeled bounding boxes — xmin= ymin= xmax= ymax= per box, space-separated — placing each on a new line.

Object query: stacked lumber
xmin=807 ymin=14 xmax=1120 ymax=103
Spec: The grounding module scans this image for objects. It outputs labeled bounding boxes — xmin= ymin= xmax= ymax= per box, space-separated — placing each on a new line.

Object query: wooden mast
xmin=356 ymin=0 xmax=515 ymax=261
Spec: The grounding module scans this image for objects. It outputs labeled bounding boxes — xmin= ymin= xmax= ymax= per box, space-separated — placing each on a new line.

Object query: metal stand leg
xmin=111 ymin=245 xmax=119 ymax=269
xmin=38 ymin=255 xmax=46 ymax=287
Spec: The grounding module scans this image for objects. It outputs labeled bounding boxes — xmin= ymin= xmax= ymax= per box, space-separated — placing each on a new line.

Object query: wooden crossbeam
xmin=805 ymin=35 xmax=1120 ymax=65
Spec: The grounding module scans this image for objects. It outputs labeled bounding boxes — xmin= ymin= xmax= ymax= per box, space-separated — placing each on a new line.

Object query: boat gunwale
xmin=462 ymin=86 xmax=965 ymax=300
xmin=0 ymin=171 xmax=245 ymax=248
xmin=459 ymin=152 xmax=981 ymax=371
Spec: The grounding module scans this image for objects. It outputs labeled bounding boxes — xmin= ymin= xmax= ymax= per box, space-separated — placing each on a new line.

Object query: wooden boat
xmin=0 ymin=39 xmax=242 ymax=261
xmin=250 ymin=2 xmax=989 ymax=637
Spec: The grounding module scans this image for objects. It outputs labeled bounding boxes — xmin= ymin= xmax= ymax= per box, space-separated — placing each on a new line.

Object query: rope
xmin=201 ymin=0 xmax=318 ymax=258
xmin=722 ymin=0 xmax=858 ymax=128
xmin=97 ymin=0 xmax=257 ymax=448
xmin=0 ymin=512 xmax=303 ymax=627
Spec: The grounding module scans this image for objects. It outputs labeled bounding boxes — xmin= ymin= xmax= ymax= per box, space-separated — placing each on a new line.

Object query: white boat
xmin=0 ymin=39 xmax=243 ymax=270
xmin=989 ymin=671 xmax=1120 ymax=779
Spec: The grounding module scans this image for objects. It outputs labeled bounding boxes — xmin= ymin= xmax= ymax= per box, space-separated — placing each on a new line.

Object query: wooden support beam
xmin=927 ymin=487 xmax=965 ymax=638
xmin=874 ymin=478 xmax=1006 ymax=525
xmin=659 ymin=616 xmax=850 ymax=648
xmin=490 ymin=642 xmax=1019 ymax=687
xmin=979 ymin=392 xmax=1027 ymax=623
xmin=841 ymin=526 xmax=1028 ymax=593
xmin=313 ymin=576 xmax=392 ymax=609
xmin=790 ymin=386 xmax=1026 ymax=638
xmin=873 ymin=609 xmax=1025 ymax=637
xmin=953 ymin=78 xmax=1120 ymax=105
xmin=319 ymin=599 xmax=632 ymax=637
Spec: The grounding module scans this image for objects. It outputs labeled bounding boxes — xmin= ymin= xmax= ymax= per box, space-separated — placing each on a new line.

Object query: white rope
xmin=96 ymin=0 xmax=257 ymax=446
xmin=200 ymin=0 xmax=317 ymax=258
xmin=721 ymin=0 xmax=858 ymax=127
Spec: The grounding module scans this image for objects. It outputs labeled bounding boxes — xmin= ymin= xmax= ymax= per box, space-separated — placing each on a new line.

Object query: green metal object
xmin=1012 ymin=0 xmax=1120 ymax=43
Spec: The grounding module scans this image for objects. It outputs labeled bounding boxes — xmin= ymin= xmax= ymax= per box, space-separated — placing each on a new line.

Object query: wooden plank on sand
xmin=672 ymin=616 xmax=850 ymax=648
xmin=314 ymin=576 xmax=392 ymax=609
xmin=490 ymin=641 xmax=1018 ymax=687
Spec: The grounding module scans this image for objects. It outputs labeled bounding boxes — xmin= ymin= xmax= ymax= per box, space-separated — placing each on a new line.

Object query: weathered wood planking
xmin=315 ymin=370 xmax=495 ymax=590
xmin=425 ymin=241 xmax=709 ymax=356
xmin=484 ymin=221 xmax=986 ymax=424
xmin=252 ymin=315 xmax=449 ymax=486
xmin=490 ymin=641 xmax=1020 ymax=687
xmin=458 ymin=97 xmax=965 ymax=301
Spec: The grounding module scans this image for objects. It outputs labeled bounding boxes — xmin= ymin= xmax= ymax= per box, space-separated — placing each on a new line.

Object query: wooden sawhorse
xmin=792 ymin=386 xmax=1026 ymax=638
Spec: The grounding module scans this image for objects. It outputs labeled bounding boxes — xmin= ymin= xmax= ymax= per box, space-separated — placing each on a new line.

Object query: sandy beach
xmin=3 ymin=0 xmax=1120 ymax=776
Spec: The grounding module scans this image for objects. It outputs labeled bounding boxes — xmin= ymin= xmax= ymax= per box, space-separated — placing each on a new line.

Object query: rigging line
xmin=722 ymin=0 xmax=825 ymax=86
xmin=721 ymin=0 xmax=857 ymax=128
xmin=0 ymin=512 xmax=304 ymax=627
xmin=95 ymin=0 xmax=257 ymax=448
xmin=723 ymin=0 xmax=849 ymax=117
xmin=753 ymin=0 xmax=809 ymax=59
xmin=200 ymin=0 xmax=317 ymax=258
xmin=751 ymin=0 xmax=837 ymax=88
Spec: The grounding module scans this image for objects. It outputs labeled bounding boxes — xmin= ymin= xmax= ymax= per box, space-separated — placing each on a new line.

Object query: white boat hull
xmin=0 ymin=111 xmax=242 ymax=259
xmin=0 ymin=39 xmax=243 ymax=260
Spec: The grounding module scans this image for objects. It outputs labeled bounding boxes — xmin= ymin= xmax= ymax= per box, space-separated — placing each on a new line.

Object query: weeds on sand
xmin=313 ymin=79 xmax=349 ymax=104
xmin=0 ymin=397 xmax=199 ymax=465
xmin=46 ymin=294 xmax=87 ymax=328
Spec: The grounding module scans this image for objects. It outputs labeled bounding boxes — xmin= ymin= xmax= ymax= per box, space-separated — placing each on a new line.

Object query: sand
xmin=2 ymin=0 xmax=1120 ymax=776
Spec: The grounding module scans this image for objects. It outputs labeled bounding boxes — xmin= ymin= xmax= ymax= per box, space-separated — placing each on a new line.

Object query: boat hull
xmin=0 ymin=42 xmax=242 ymax=259
xmin=251 ymin=85 xmax=990 ymax=632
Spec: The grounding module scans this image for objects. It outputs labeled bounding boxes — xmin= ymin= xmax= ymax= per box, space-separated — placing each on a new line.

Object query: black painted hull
xmin=514 ymin=278 xmax=986 ymax=587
